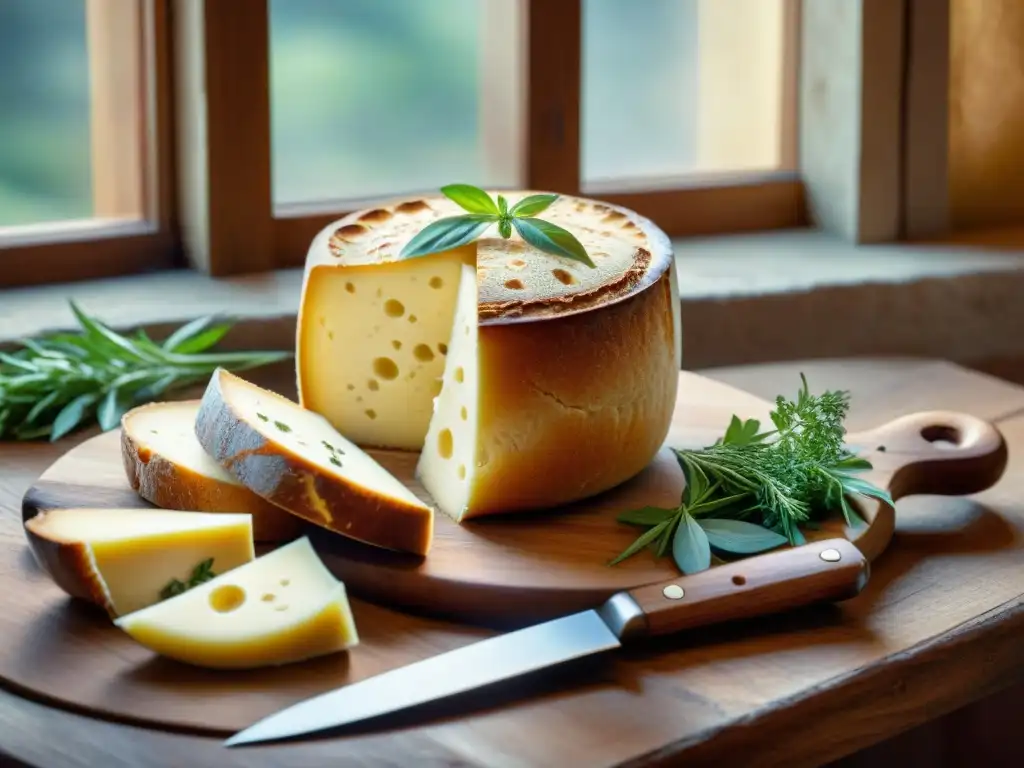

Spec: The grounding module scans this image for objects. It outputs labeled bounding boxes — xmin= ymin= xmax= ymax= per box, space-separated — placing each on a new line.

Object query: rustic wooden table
xmin=2 ymin=357 xmax=1024 ymax=768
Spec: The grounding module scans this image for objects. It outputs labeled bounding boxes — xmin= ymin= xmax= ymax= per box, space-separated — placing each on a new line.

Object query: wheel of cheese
xmin=296 ymin=191 xmax=681 ymax=523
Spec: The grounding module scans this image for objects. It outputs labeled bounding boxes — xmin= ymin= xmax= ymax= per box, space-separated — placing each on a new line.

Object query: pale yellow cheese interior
xmin=28 ymin=508 xmax=254 ymax=616
xmin=114 ymin=536 xmax=358 ymax=669
xmin=298 ymin=248 xmax=472 ymax=450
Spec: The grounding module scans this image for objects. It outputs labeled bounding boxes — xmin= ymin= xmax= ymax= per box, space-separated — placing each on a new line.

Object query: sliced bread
xmin=194 ymin=368 xmax=434 ymax=556
xmin=121 ymin=400 xmax=302 ymax=543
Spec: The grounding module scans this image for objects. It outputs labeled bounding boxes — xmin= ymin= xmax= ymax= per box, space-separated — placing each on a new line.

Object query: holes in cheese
xmin=120 ymin=400 xmax=301 ymax=543
xmin=23 ymin=507 xmax=255 ymax=617
xmin=384 ymin=298 xmax=405 ymax=317
xmin=114 ymin=537 xmax=358 ymax=670
xmin=195 ymin=368 xmax=434 ymax=556
xmin=298 ymin=250 xmax=470 ymax=451
xmin=504 ymin=279 xmax=524 ymax=290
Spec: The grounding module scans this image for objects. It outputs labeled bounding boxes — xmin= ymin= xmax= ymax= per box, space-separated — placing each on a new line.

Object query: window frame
xmin=2 ymin=0 xmax=948 ymax=285
xmin=0 ymin=0 xmax=179 ymax=289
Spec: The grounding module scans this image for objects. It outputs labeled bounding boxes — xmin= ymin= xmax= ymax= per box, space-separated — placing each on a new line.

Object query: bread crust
xmin=121 ymin=402 xmax=302 ymax=543
xmin=195 ymin=371 xmax=433 ymax=556
xmin=23 ymin=512 xmax=112 ymax=614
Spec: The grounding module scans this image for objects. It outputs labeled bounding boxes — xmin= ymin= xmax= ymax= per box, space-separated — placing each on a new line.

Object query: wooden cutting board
xmin=23 ymin=371 xmax=1009 ymax=627
xmin=3 ymin=370 xmax=1007 ymax=736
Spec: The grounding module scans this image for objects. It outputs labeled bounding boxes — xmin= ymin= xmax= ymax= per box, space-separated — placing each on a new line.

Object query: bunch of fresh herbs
xmin=0 ymin=301 xmax=291 ymax=442
xmin=400 ymin=184 xmax=596 ymax=268
xmin=611 ymin=374 xmax=893 ymax=574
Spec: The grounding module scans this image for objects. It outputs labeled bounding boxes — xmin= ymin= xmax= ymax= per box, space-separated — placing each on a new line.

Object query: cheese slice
xmin=297 ymin=191 xmax=682 ymax=523
xmin=23 ymin=507 xmax=254 ymax=617
xmin=114 ymin=536 xmax=358 ymax=669
xmin=121 ymin=400 xmax=302 ymax=543
xmin=195 ymin=367 xmax=434 ymax=555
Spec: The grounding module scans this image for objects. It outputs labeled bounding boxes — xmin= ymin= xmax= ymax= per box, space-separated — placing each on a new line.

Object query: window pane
xmin=582 ymin=0 xmax=791 ymax=186
xmin=270 ymin=0 xmax=522 ymax=206
xmin=0 ymin=1 xmax=92 ymax=227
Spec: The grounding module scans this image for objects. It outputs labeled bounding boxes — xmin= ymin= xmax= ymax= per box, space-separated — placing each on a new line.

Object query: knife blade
xmin=224 ymin=537 xmax=868 ymax=747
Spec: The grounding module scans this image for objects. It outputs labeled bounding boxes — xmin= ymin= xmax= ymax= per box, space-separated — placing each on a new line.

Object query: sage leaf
xmin=697 ymin=518 xmax=788 ymax=555
xmin=609 ymin=518 xmax=671 ymax=565
xmin=839 ymin=495 xmax=868 ymax=528
xmin=512 ymin=217 xmax=596 ymax=268
xmin=51 ymin=393 xmax=99 ymax=441
xmin=400 ymin=214 xmax=496 ymax=259
xmin=510 ymin=193 xmax=558 ymax=218
xmin=672 ymin=512 xmax=712 ymax=574
xmin=687 ymin=492 xmax=751 ymax=516
xmin=440 ymin=184 xmax=499 ymax=216
xmin=162 ymin=314 xmax=233 ymax=355
xmin=835 ymin=471 xmax=895 ymax=507
xmin=98 ymin=387 xmax=132 ymax=431
xmin=617 ymin=505 xmax=678 ymax=527
xmin=835 ymin=454 xmax=873 ymax=471
xmin=69 ymin=301 xmax=160 ymax=364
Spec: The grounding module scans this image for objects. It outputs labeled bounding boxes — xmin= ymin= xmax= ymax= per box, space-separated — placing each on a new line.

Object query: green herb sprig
xmin=611 ymin=375 xmax=894 ymax=575
xmin=400 ymin=184 xmax=596 ymax=268
xmin=0 ymin=301 xmax=292 ymax=442
xmin=159 ymin=558 xmax=217 ymax=601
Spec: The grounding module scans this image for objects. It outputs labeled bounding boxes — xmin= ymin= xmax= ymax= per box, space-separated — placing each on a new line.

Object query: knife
xmin=224 ymin=537 xmax=868 ymax=747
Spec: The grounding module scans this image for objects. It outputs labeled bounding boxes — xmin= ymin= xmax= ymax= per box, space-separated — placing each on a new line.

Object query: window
xmin=13 ymin=0 xmax=947 ymax=286
xmin=0 ymin=0 xmax=176 ymax=288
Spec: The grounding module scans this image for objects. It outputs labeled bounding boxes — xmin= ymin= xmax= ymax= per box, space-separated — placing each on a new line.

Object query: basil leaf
xmin=51 ymin=393 xmax=99 ymax=441
xmin=497 ymin=194 xmax=509 ymax=217
xmin=672 ymin=512 xmax=712 ymax=574
xmin=509 ymin=193 xmax=559 ymax=217
xmin=512 ymin=217 xmax=596 ymax=268
xmin=697 ymin=518 xmax=788 ymax=555
xmin=400 ymin=214 xmax=496 ymax=259
xmin=440 ymin=184 xmax=499 ymax=216
xmin=617 ymin=505 xmax=678 ymax=526
xmin=608 ymin=518 xmax=672 ymax=565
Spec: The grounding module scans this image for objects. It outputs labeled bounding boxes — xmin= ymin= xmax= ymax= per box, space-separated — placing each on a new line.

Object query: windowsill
xmin=4 ymin=227 xmax=1024 ymax=373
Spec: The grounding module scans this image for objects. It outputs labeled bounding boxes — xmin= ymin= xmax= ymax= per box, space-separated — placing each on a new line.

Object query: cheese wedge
xmin=114 ymin=536 xmax=358 ymax=669
xmin=297 ymin=191 xmax=681 ymax=521
xmin=23 ymin=507 xmax=254 ymax=617
xmin=121 ymin=400 xmax=303 ymax=543
xmin=194 ymin=367 xmax=434 ymax=555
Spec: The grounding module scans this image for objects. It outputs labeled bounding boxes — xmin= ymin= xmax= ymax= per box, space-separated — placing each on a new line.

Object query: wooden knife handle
xmin=619 ymin=538 xmax=868 ymax=638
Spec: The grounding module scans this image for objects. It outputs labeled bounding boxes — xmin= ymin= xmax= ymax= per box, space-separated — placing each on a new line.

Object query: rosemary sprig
xmin=400 ymin=184 xmax=596 ymax=268
xmin=159 ymin=558 xmax=217 ymax=601
xmin=0 ymin=301 xmax=292 ymax=442
xmin=611 ymin=375 xmax=894 ymax=574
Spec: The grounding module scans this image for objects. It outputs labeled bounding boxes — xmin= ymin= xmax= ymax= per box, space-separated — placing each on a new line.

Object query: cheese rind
xmin=195 ymin=368 xmax=434 ymax=555
xmin=114 ymin=537 xmax=358 ymax=669
xmin=121 ymin=400 xmax=302 ymax=542
xmin=23 ymin=507 xmax=255 ymax=617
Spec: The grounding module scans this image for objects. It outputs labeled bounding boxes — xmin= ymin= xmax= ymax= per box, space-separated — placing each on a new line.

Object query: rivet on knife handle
xmin=603 ymin=538 xmax=869 ymax=641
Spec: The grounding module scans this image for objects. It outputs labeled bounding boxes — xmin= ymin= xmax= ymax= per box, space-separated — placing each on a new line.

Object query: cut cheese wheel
xmin=194 ymin=367 xmax=434 ymax=555
xmin=297 ymin=190 xmax=681 ymax=521
xmin=23 ymin=507 xmax=254 ymax=617
xmin=121 ymin=400 xmax=303 ymax=543
xmin=114 ymin=536 xmax=358 ymax=669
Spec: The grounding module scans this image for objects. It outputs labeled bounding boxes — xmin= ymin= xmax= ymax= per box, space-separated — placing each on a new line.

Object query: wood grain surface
xmin=3 ymin=358 xmax=1024 ymax=767
xmin=20 ymin=372 xmax=1007 ymax=628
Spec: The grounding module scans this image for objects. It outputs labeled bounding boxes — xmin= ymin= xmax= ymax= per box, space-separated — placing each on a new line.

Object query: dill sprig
xmin=611 ymin=374 xmax=893 ymax=574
